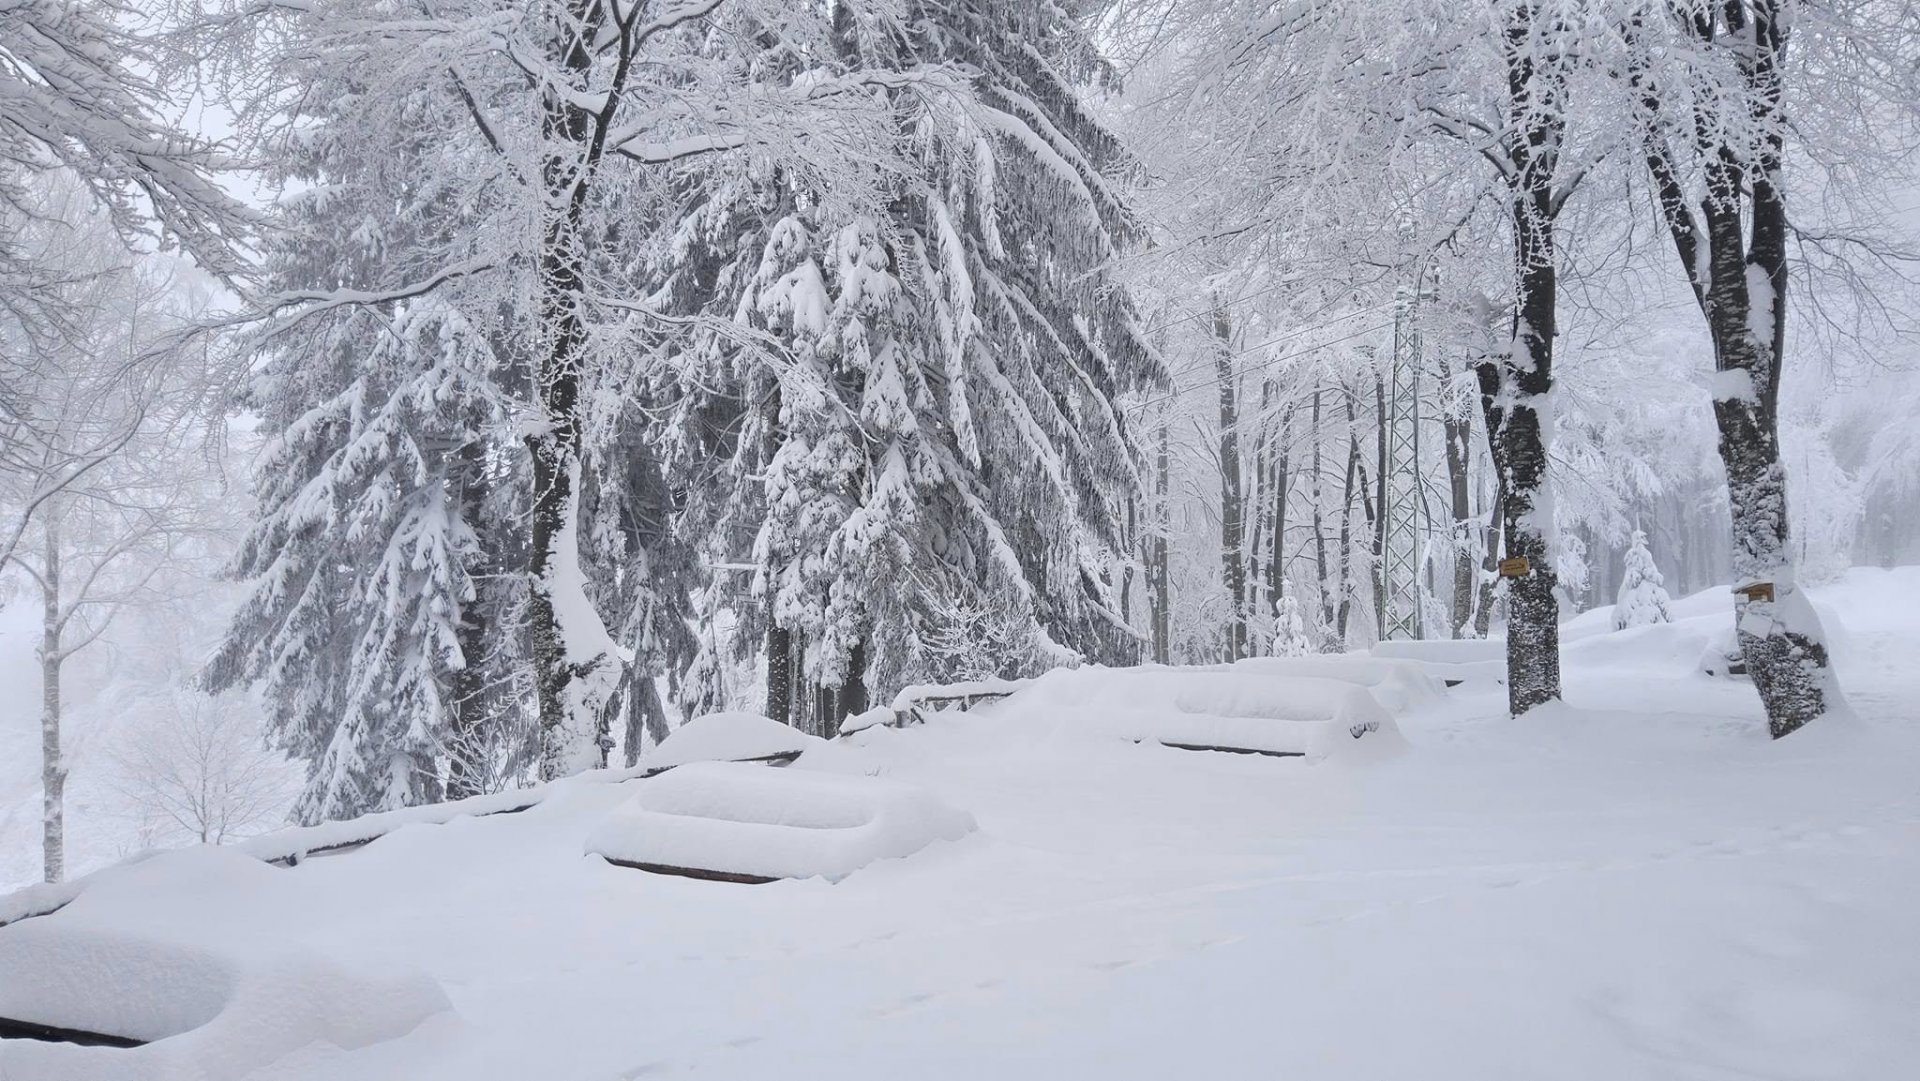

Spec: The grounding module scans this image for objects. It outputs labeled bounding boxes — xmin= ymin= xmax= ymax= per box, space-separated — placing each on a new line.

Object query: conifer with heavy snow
xmin=1612 ymin=530 xmax=1673 ymax=631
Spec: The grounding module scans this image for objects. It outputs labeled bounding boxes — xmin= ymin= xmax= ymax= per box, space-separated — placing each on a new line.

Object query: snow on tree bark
xmin=1629 ymin=0 xmax=1839 ymax=737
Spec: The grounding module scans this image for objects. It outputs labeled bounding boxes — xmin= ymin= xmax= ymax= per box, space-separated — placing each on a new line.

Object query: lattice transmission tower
xmin=1380 ymin=286 xmax=1428 ymax=641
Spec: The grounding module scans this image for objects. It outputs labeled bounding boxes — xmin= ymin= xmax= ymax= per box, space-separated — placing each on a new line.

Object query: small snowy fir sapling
xmin=1272 ymin=585 xmax=1312 ymax=657
xmin=1612 ymin=530 xmax=1673 ymax=630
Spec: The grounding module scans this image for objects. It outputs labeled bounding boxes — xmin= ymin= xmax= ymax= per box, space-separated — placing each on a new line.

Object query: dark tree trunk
xmin=1475 ymin=486 xmax=1502 ymax=638
xmin=1371 ymin=371 xmax=1388 ymax=638
xmin=1444 ymin=410 xmax=1476 ymax=638
xmin=1476 ymin=0 xmax=1565 ymax=714
xmin=624 ymin=674 xmax=670 ymax=766
xmin=765 ymin=623 xmax=793 ymax=725
xmin=1310 ymin=385 xmax=1333 ymax=632
xmin=1631 ymin=0 xmax=1833 ymax=738
xmin=1336 ymin=392 xmax=1361 ymax=642
xmin=447 ymin=431 xmax=492 ymax=799
xmin=1213 ymin=306 xmax=1248 ymax=661
xmin=1149 ymin=417 xmax=1172 ymax=664
xmin=531 ymin=0 xmax=618 ymax=779
xmin=842 ymin=641 xmax=870 ymax=722
xmin=1268 ymin=404 xmax=1293 ymax=609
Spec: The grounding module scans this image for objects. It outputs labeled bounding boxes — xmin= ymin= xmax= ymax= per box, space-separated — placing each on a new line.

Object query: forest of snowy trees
xmin=6 ymin=0 xmax=1920 ymax=882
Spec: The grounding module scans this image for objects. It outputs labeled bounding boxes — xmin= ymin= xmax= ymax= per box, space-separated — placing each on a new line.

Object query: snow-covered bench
xmin=245 ymin=712 xmax=819 ymax=866
xmin=840 ymin=677 xmax=1034 ymax=735
xmin=585 ymin=762 xmax=976 ymax=883
xmin=638 ymin=711 xmax=824 ymax=777
xmin=1018 ymin=667 xmax=1406 ymax=762
xmin=1370 ymin=639 xmax=1508 ymax=687
xmin=0 ymin=852 xmax=451 ymax=1075
xmin=1223 ymin=654 xmax=1443 ymax=712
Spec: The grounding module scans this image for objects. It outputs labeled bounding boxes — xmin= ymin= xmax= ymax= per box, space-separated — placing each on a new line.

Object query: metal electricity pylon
xmin=1380 ymin=286 xmax=1427 ymax=641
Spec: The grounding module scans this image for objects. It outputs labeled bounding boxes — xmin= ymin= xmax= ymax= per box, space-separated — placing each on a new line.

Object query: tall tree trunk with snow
xmin=1475 ymin=0 xmax=1566 ymax=714
xmin=531 ymin=1 xmax=624 ymax=778
xmin=1149 ymin=416 xmax=1173 ymax=664
xmin=765 ymin=624 xmax=794 ymax=725
xmin=39 ymin=515 xmax=64 ymax=883
xmin=448 ymin=432 xmax=493 ymax=800
xmin=1268 ymin=405 xmax=1291 ymax=612
xmin=1310 ymin=386 xmax=1333 ymax=632
xmin=1445 ymin=410 xmax=1477 ymax=637
xmin=1632 ymin=0 xmax=1836 ymax=738
xmin=1214 ymin=307 xmax=1248 ymax=661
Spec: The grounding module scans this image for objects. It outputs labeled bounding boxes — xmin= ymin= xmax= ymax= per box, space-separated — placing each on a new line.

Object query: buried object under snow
xmin=0 ymin=910 xmax=449 ymax=1081
xmin=638 ymin=711 xmax=825 ymax=777
xmin=584 ymin=761 xmax=976 ymax=883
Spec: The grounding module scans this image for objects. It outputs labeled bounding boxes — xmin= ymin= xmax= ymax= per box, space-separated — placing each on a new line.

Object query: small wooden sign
xmin=1497 ymin=556 xmax=1531 ymax=578
xmin=1733 ymin=581 xmax=1775 ymax=602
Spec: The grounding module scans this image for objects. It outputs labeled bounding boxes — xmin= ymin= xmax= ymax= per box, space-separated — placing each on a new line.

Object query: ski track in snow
xmin=3 ymin=569 xmax=1920 ymax=1080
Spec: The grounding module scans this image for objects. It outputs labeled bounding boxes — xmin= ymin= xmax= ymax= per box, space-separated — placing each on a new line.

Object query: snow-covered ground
xmin=5 ymin=568 xmax=1920 ymax=1080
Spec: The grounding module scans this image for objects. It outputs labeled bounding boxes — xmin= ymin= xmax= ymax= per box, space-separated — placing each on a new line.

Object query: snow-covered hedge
xmin=584 ymin=762 xmax=976 ymax=883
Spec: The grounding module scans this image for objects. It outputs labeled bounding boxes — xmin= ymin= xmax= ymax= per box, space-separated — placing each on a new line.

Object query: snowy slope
xmin=3 ymin=569 xmax=1919 ymax=1080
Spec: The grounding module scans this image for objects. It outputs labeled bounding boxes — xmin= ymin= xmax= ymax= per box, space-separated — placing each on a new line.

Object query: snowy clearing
xmin=2 ymin=569 xmax=1919 ymax=1080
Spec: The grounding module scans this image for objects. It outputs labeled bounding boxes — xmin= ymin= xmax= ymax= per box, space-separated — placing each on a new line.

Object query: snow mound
xmin=1371 ymin=638 xmax=1504 ymax=663
xmin=0 ymin=918 xmax=450 ymax=1081
xmin=0 ymin=918 xmax=234 ymax=1042
xmin=584 ymin=762 xmax=976 ymax=882
xmin=239 ymin=785 xmax=550 ymax=866
xmin=1224 ymin=655 xmax=1443 ymax=712
xmin=1016 ymin=668 xmax=1406 ymax=762
xmin=640 ymin=712 xmax=824 ymax=777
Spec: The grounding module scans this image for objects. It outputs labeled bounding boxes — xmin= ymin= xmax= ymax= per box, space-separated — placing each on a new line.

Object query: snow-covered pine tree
xmin=1612 ymin=529 xmax=1673 ymax=631
xmin=808 ymin=0 xmax=1163 ymax=696
xmin=1271 ymin=582 xmax=1311 ymax=658
xmin=205 ymin=61 xmax=516 ymax=818
xmin=206 ymin=297 xmax=504 ymax=822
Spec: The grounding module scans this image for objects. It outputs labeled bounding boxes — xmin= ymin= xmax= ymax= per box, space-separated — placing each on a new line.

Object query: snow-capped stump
xmin=585 ymin=762 xmax=976 ymax=883
xmin=640 ymin=711 xmax=826 ymax=777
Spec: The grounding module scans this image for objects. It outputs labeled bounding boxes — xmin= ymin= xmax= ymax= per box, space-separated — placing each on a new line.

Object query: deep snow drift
xmin=3 ymin=568 xmax=1919 ymax=1080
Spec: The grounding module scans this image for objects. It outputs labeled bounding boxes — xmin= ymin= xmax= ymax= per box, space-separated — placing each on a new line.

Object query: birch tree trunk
xmin=40 ymin=516 xmax=64 ymax=884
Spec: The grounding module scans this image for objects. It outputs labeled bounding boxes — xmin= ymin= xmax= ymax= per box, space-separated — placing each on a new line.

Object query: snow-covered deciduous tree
xmin=1620 ymin=0 xmax=1917 ymax=735
xmin=112 ymin=686 xmax=293 ymax=847
xmin=0 ymin=184 xmax=219 ymax=881
xmin=1612 ymin=529 xmax=1673 ymax=630
xmin=0 ymin=2 xmax=251 ymax=575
